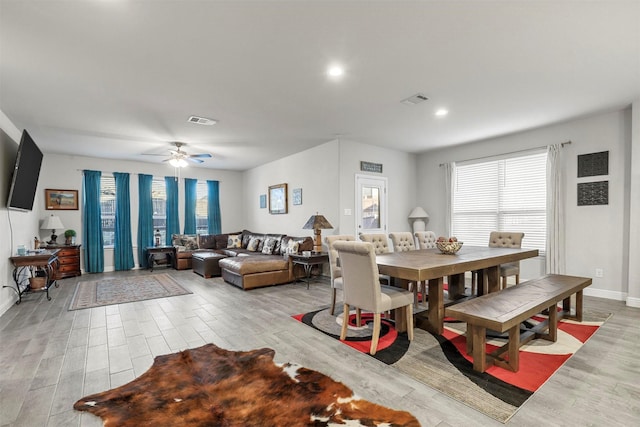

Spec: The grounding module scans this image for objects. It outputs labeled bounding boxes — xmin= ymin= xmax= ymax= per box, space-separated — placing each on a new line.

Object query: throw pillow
xmin=287 ymin=240 xmax=299 ymax=254
xmin=227 ymin=234 xmax=242 ymax=248
xmin=262 ymin=237 xmax=277 ymax=254
xmin=247 ymin=237 xmax=261 ymax=252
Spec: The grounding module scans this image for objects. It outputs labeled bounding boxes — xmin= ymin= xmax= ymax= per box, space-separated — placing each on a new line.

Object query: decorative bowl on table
xmin=436 ymin=240 xmax=463 ymax=255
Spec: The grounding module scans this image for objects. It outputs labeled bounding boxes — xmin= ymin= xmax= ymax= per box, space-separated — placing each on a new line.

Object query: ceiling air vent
xmin=400 ymin=93 xmax=429 ymax=106
xmin=187 ymin=116 xmax=217 ymax=126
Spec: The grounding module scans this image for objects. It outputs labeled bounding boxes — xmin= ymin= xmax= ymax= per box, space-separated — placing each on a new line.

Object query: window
xmin=152 ymin=177 xmax=167 ymax=243
xmin=196 ymin=181 xmax=208 ymax=234
xmin=451 ymin=150 xmax=547 ymax=254
xmin=100 ymin=175 xmax=116 ymax=246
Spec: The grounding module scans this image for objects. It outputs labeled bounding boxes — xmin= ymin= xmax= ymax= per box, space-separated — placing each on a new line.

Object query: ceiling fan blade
xmin=189 ymin=153 xmax=212 ymax=159
xmin=187 ymin=157 xmax=205 ymax=164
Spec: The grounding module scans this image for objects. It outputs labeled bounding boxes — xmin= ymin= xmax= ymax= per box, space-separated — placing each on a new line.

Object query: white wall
xmin=243 ymin=138 xmax=418 ymax=247
xmin=338 ymin=139 xmax=418 ymax=237
xmin=38 ymin=153 xmax=245 ymax=273
xmin=243 ymin=141 xmax=341 ymax=239
xmin=417 ymin=108 xmax=634 ymax=301
xmin=1 ymin=110 xmax=42 ymax=315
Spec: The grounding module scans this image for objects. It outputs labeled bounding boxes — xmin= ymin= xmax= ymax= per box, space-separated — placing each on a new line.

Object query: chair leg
xmin=340 ymin=304 xmax=350 ymax=341
xmin=356 ymin=308 xmax=362 ymax=327
xmin=370 ymin=313 xmax=381 ymax=355
xmin=406 ymin=305 xmax=414 ymax=341
xmin=330 ymin=288 xmax=337 ymax=315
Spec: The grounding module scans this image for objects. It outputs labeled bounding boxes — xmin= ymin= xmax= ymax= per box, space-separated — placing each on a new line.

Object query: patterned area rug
xmin=69 ymin=274 xmax=192 ymax=310
xmin=294 ymin=307 xmax=609 ymax=423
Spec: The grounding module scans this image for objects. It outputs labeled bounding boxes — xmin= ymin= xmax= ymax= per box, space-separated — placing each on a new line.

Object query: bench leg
xmin=471 ymin=324 xmax=487 ymax=373
xmin=508 ymin=326 xmax=520 ymax=372
xmin=548 ymin=304 xmax=558 ymax=342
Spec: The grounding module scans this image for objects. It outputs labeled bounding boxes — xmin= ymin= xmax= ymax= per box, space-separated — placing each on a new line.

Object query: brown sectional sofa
xmin=170 ymin=230 xmax=313 ymax=290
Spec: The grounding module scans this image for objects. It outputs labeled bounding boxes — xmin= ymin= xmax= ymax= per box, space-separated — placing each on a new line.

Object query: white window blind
xmin=100 ymin=175 xmax=116 ymax=247
xmin=196 ymin=181 xmax=208 ymax=234
xmin=452 ymin=150 xmax=547 ymax=255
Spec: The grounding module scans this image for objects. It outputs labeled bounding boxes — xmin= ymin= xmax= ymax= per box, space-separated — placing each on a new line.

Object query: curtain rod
xmin=438 ymin=140 xmax=571 ymax=167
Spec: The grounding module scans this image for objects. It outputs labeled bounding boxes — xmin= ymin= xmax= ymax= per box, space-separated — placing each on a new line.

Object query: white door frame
xmin=354 ymin=174 xmax=388 ymax=236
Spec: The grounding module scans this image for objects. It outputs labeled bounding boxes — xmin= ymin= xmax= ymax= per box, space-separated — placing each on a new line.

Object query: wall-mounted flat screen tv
xmin=7 ymin=130 xmax=43 ymax=211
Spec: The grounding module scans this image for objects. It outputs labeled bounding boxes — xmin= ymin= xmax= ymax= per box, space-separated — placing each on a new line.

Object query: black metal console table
xmin=6 ymin=249 xmax=60 ymax=304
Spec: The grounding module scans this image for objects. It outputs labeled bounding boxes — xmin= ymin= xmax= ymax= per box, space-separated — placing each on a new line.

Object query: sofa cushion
xmin=172 ymin=234 xmax=198 ymax=252
xmin=247 ymin=237 xmax=261 ymax=252
xmin=280 ymin=236 xmax=313 ymax=255
xmin=220 ymin=255 xmax=289 ymax=275
xmin=262 ymin=237 xmax=277 ymax=254
xmin=227 ymin=234 xmax=242 ymax=248
xmin=197 ymin=234 xmax=217 ymax=250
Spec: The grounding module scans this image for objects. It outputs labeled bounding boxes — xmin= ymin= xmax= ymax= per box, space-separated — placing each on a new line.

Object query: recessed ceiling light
xmin=327 ymin=65 xmax=344 ymax=77
xmin=435 ymin=109 xmax=449 ymax=117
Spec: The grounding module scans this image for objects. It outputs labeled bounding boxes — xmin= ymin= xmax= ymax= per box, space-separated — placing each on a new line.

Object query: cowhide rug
xmin=74 ymin=343 xmax=420 ymax=426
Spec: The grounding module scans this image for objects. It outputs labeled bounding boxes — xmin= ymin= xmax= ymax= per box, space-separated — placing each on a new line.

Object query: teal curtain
xmin=137 ymin=174 xmax=154 ymax=268
xmin=82 ymin=170 xmax=104 ymax=273
xmin=207 ymin=180 xmax=221 ymax=234
xmin=183 ymin=178 xmax=197 ymax=234
xmin=113 ymin=172 xmax=134 ymax=271
xmin=165 ymin=176 xmax=179 ymax=245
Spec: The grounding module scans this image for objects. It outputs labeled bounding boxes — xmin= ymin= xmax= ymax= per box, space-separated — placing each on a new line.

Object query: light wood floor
xmin=0 ymin=269 xmax=638 ymax=426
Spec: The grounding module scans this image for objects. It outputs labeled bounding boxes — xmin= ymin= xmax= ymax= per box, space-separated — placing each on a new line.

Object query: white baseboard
xmin=626 ymin=296 xmax=640 ymax=308
xmin=583 ymin=287 xmax=627 ymax=301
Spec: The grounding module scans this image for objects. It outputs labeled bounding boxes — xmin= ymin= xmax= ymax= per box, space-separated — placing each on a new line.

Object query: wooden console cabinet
xmin=47 ymin=245 xmax=81 ymax=279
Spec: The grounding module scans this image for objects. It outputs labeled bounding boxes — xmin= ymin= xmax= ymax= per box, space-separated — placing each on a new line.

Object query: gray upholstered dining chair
xmin=414 ymin=231 xmax=437 ymax=249
xmin=472 ymin=231 xmax=525 ymax=293
xmin=325 ymin=234 xmax=356 ymax=315
xmin=333 ymin=241 xmax=414 ymax=355
xmin=389 ymin=231 xmax=425 ymax=305
xmin=358 ymin=233 xmax=391 ymax=254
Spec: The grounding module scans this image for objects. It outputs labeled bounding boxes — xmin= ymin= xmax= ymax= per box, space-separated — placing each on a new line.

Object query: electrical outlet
xmin=595 ymin=268 xmax=604 ymax=278
xmin=344 ymin=209 xmax=352 ymax=216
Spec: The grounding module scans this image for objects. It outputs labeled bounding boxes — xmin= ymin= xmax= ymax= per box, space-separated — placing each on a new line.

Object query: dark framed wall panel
xmin=577 ymin=151 xmax=609 ymax=177
xmin=577 ymin=181 xmax=608 ymax=206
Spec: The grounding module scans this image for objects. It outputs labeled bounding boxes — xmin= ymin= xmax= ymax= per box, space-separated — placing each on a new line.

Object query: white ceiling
xmin=1 ymin=1 xmax=639 ymax=171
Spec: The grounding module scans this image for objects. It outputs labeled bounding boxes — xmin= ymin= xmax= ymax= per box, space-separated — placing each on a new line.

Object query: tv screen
xmin=7 ymin=130 xmax=43 ymax=211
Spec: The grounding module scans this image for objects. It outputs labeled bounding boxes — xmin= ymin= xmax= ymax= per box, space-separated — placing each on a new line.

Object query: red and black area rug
xmin=293 ymin=307 xmax=608 ymax=423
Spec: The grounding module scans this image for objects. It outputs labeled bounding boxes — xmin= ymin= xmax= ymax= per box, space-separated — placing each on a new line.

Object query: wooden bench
xmin=444 ymin=274 xmax=591 ymax=373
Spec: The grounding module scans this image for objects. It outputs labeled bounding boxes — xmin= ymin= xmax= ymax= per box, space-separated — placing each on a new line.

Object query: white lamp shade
xmin=41 ymin=215 xmax=64 ymax=230
xmin=408 ymin=207 xmax=429 ymax=219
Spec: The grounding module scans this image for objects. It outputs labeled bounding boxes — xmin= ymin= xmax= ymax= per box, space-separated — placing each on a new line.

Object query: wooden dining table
xmin=376 ymin=246 xmax=539 ymax=334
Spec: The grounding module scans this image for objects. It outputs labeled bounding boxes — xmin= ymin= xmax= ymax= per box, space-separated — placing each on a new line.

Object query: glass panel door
xmin=355 ymin=174 xmax=387 ymax=235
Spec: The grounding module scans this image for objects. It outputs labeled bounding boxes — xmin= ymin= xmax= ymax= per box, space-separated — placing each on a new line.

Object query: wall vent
xmin=400 ymin=93 xmax=429 ymax=106
xmin=187 ymin=116 xmax=217 ymax=125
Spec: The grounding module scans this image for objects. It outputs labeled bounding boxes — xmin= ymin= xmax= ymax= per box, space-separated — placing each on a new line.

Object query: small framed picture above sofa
xmin=269 ymin=183 xmax=288 ymax=214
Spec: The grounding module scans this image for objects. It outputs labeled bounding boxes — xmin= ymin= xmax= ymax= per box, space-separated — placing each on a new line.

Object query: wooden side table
xmin=146 ymin=246 xmax=175 ymax=271
xmin=290 ymin=252 xmax=329 ymax=289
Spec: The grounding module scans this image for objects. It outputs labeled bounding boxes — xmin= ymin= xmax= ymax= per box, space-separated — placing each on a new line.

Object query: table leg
xmin=303 ymin=264 xmax=312 ymax=289
xmin=427 ymin=277 xmax=444 ymax=335
xmin=486 ymin=266 xmax=500 ymax=293
xmin=447 ymin=273 xmax=466 ymax=299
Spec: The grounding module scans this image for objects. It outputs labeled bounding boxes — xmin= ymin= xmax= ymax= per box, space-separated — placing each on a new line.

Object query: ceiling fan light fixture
xmin=169 ymin=158 xmax=188 ymax=168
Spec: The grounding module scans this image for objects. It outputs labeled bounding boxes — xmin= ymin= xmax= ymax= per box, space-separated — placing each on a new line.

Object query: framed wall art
xmin=259 ymin=194 xmax=267 ymax=209
xmin=45 ymin=189 xmax=79 ymax=210
xmin=268 ymin=183 xmax=288 ymax=214
xmin=292 ymin=188 xmax=302 ymax=206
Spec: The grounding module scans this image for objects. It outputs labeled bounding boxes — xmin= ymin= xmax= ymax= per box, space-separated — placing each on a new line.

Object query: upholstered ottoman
xmin=192 ymin=252 xmax=227 ymax=278
xmin=219 ymin=255 xmax=291 ymax=290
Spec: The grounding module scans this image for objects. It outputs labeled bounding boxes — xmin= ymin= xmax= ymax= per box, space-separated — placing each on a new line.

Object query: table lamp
xmin=302 ymin=213 xmax=333 ymax=253
xmin=408 ymin=207 xmax=429 ymax=233
xmin=41 ymin=214 xmax=65 ymax=245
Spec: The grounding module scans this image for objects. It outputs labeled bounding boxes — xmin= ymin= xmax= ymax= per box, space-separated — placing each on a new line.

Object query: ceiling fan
xmin=146 ymin=142 xmax=212 ymax=167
